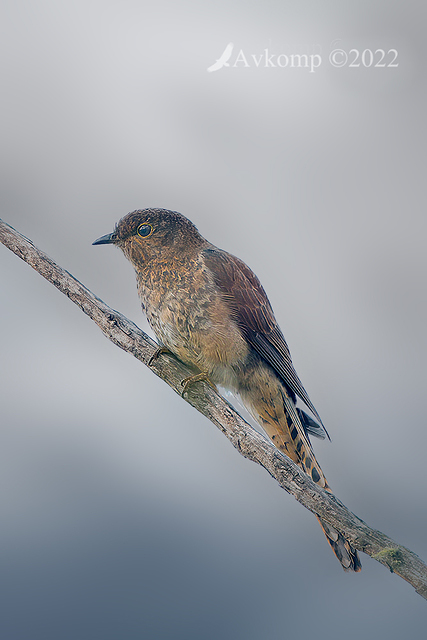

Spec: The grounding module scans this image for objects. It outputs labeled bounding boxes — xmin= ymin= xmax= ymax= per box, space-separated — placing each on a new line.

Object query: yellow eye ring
xmin=137 ymin=223 xmax=153 ymax=238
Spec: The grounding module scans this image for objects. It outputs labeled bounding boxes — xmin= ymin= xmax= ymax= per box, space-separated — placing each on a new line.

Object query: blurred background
xmin=1 ymin=1 xmax=426 ymax=638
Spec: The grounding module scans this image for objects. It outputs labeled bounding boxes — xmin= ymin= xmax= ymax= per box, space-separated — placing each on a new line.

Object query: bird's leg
xmin=148 ymin=346 xmax=174 ymax=367
xmin=181 ymin=372 xmax=217 ymax=397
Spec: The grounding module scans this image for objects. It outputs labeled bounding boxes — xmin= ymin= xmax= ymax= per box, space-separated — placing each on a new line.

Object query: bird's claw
xmin=181 ymin=372 xmax=216 ymax=397
xmin=148 ymin=346 xmax=173 ymax=367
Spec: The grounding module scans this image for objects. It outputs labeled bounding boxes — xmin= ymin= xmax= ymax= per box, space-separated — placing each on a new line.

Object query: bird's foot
xmin=148 ymin=346 xmax=173 ymax=367
xmin=181 ymin=372 xmax=216 ymax=397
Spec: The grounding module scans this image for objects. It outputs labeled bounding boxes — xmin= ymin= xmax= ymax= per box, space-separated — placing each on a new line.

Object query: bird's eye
xmin=137 ymin=223 xmax=153 ymax=238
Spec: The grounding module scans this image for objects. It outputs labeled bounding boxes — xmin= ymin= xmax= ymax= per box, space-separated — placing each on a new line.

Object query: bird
xmin=207 ymin=42 xmax=234 ymax=72
xmin=93 ymin=208 xmax=361 ymax=572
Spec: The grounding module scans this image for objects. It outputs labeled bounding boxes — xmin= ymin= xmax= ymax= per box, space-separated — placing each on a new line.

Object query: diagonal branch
xmin=1 ymin=217 xmax=427 ymax=600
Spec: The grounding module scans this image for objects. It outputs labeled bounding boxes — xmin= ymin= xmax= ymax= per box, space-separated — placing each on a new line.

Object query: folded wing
xmin=202 ymin=247 xmax=329 ymax=439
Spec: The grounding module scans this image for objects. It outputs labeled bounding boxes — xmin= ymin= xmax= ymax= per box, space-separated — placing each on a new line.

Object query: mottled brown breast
xmin=135 ymin=251 xmax=249 ymax=382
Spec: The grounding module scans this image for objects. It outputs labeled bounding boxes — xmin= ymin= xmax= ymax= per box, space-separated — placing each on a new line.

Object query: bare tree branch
xmin=1 ymin=217 xmax=427 ymax=600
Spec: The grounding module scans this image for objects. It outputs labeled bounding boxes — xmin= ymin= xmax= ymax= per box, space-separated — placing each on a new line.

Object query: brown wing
xmin=202 ymin=247 xmax=327 ymax=433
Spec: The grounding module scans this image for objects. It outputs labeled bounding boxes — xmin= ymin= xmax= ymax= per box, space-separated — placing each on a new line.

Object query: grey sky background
xmin=1 ymin=1 xmax=426 ymax=638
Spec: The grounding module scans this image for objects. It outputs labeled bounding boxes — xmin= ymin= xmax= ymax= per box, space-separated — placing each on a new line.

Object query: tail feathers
xmin=317 ymin=517 xmax=361 ymax=572
xmin=244 ymin=379 xmax=361 ymax=572
xmin=297 ymin=408 xmax=328 ymax=440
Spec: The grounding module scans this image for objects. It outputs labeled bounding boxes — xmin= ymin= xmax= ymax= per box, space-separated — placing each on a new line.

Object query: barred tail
xmin=285 ymin=404 xmax=361 ymax=572
xmin=317 ymin=517 xmax=362 ymax=572
xmin=286 ymin=406 xmax=361 ymax=572
xmin=239 ymin=366 xmax=361 ymax=572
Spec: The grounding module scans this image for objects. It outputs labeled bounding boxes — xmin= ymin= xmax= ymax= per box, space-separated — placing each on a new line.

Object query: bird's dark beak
xmin=92 ymin=232 xmax=117 ymax=245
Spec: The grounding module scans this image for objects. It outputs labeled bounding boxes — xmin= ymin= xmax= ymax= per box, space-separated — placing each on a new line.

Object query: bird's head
xmin=93 ymin=208 xmax=205 ymax=267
